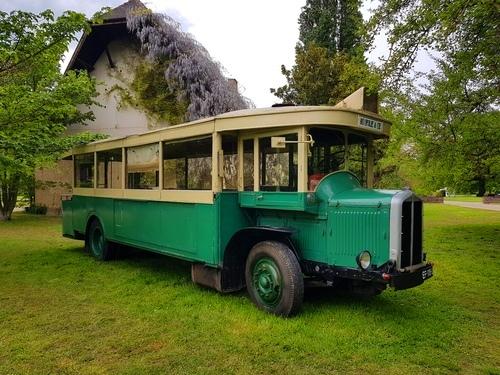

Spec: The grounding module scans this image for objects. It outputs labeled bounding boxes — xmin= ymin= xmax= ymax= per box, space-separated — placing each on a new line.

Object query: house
xmin=35 ymin=0 xmax=245 ymax=214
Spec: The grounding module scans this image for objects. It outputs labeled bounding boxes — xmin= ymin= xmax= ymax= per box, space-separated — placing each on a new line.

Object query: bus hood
xmin=315 ymin=171 xmax=400 ymax=207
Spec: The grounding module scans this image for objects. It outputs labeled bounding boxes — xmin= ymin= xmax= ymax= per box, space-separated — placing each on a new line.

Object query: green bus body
xmin=64 ymin=188 xmax=392 ymax=269
xmin=63 ymin=192 xmax=247 ymax=266
xmin=63 ymin=172 xmax=430 ymax=292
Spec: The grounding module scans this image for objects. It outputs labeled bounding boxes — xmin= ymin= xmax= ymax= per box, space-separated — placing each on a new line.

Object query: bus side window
xmin=126 ymin=144 xmax=159 ymax=190
xmin=347 ymin=133 xmax=368 ymax=186
xmin=243 ymin=139 xmax=254 ymax=191
xmin=163 ymin=137 xmax=212 ymax=190
xmin=222 ymin=135 xmax=237 ymax=191
xmin=74 ymin=153 xmax=94 ymax=188
xmin=97 ymin=149 xmax=122 ymax=189
xmin=259 ymin=134 xmax=298 ymax=192
xmin=308 ymin=128 xmax=345 ymax=191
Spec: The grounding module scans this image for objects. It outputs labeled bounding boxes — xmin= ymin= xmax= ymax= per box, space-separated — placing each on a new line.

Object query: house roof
xmin=65 ymin=0 xmax=147 ymax=72
xmin=102 ymin=0 xmax=146 ymax=21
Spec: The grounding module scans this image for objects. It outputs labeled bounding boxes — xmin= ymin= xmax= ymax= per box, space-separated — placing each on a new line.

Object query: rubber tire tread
xmin=245 ymin=241 xmax=304 ymax=317
xmin=85 ymin=219 xmax=114 ymax=261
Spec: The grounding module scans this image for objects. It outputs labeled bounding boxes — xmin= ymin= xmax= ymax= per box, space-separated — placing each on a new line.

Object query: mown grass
xmin=1 ymin=205 xmax=499 ymax=374
xmin=445 ymin=195 xmax=483 ymax=202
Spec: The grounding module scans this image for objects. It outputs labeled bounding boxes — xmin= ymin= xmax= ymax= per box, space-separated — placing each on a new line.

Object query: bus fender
xmin=219 ymin=227 xmax=299 ymax=292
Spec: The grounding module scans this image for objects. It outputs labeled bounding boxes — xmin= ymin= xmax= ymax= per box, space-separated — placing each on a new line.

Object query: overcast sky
xmin=3 ymin=0 xmax=431 ymax=107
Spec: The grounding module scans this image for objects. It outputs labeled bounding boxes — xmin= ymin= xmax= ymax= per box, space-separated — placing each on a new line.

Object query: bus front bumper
xmin=302 ymin=261 xmax=433 ymax=290
xmin=389 ymin=263 xmax=433 ymax=290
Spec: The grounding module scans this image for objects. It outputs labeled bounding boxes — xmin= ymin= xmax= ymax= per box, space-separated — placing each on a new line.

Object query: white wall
xmin=67 ymin=37 xmax=166 ymax=138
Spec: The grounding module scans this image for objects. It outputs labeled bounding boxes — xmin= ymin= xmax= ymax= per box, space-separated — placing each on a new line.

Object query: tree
xmin=382 ymin=59 xmax=499 ymax=195
xmin=298 ymin=0 xmax=363 ymax=56
xmin=368 ymin=0 xmax=499 ymax=90
xmin=0 ymin=10 xmax=103 ymax=220
xmin=271 ymin=0 xmax=377 ymax=105
xmin=271 ymin=44 xmax=378 ymax=105
xmin=369 ymin=0 xmax=500 ymax=195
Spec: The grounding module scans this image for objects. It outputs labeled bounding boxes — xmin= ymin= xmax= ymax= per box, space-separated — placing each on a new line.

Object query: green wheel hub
xmin=252 ymin=257 xmax=282 ymax=307
xmin=90 ymin=225 xmax=105 ymax=257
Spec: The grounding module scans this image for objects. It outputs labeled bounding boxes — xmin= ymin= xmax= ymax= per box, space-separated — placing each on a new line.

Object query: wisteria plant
xmin=127 ymin=9 xmax=252 ymax=122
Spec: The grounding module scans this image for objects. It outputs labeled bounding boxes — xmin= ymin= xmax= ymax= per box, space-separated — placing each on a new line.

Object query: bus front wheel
xmin=86 ymin=219 xmax=114 ymax=261
xmin=245 ymin=241 xmax=304 ymax=317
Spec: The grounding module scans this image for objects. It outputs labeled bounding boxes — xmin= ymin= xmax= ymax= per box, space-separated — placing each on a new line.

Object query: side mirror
xmin=271 ymin=137 xmax=286 ymax=148
xmin=271 ymin=135 xmax=315 ymax=149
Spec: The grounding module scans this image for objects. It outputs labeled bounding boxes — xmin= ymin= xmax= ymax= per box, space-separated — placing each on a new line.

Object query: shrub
xmin=25 ymin=205 xmax=47 ymax=215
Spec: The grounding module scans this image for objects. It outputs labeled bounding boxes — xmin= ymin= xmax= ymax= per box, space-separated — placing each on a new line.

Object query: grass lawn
xmin=1 ymin=206 xmax=499 ymax=374
xmin=445 ymin=195 xmax=483 ymax=203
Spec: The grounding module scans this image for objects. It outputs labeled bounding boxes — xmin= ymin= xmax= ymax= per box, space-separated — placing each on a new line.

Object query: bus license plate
xmin=422 ymin=267 xmax=433 ymax=280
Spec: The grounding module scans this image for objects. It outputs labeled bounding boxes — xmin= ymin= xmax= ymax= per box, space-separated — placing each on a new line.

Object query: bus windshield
xmin=308 ymin=127 xmax=368 ymax=190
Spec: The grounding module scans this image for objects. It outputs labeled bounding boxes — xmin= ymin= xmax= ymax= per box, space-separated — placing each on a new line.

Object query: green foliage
xmin=130 ymin=61 xmax=188 ymax=125
xmin=298 ymin=0 xmax=363 ymax=56
xmin=24 ymin=204 xmax=47 ymax=215
xmin=1 ymin=207 xmax=500 ymax=373
xmin=369 ymin=0 xmax=499 ymax=195
xmin=271 ymin=44 xmax=335 ymax=105
xmin=367 ymin=0 xmax=499 ymax=90
xmin=379 ymin=78 xmax=499 ymax=195
xmin=0 ymin=10 xmax=90 ymax=77
xmin=272 ymin=0 xmax=377 ymax=105
xmin=107 ymin=60 xmax=188 ymax=126
xmin=0 ymin=10 xmax=104 ymax=220
xmin=272 ymin=44 xmax=379 ymax=105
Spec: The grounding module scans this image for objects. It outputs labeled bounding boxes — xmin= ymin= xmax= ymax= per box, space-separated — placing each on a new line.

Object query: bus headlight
xmin=356 ymin=251 xmax=371 ymax=270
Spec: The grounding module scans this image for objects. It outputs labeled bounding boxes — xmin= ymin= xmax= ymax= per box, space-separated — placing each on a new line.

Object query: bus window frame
xmin=305 ymin=125 xmax=375 ymax=188
xmin=125 ymin=142 xmax=161 ymax=191
xmin=72 ymin=130 xmax=216 ymax=204
xmin=239 ymin=127 xmax=305 ymax=192
xmin=160 ymin=128 xmax=216 ymax=202
xmin=74 ymin=152 xmax=96 ymax=189
xmin=220 ymin=132 xmax=239 ymax=191
xmin=71 ymin=120 xmax=377 ymax=201
xmin=95 ymin=148 xmax=123 ymax=192
xmin=162 ymin=135 xmax=214 ymax=191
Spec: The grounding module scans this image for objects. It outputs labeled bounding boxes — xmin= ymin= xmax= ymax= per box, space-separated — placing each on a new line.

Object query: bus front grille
xmin=400 ymin=198 xmax=423 ymax=269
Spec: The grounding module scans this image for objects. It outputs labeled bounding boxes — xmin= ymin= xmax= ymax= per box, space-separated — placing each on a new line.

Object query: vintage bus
xmin=62 ymin=88 xmax=433 ymax=316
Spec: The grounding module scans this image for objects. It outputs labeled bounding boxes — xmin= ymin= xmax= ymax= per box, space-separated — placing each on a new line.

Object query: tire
xmin=245 ymin=241 xmax=304 ymax=317
xmin=85 ymin=219 xmax=114 ymax=261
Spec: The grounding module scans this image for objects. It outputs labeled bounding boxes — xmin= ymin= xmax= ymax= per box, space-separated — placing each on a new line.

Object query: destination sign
xmin=359 ymin=116 xmax=383 ymax=132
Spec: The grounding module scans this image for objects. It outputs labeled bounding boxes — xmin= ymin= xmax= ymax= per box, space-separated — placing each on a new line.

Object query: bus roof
xmin=70 ymin=89 xmax=391 ymax=154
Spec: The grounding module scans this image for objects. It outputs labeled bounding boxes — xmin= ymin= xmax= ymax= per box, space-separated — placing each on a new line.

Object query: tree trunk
xmin=0 ymin=172 xmax=20 ymax=221
xmin=477 ymin=178 xmax=486 ymax=197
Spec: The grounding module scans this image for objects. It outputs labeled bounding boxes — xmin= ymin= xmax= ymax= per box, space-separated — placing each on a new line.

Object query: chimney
xmin=227 ymin=78 xmax=238 ymax=92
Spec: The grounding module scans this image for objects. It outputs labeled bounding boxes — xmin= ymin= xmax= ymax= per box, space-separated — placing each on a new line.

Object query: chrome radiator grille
xmin=400 ymin=197 xmax=423 ymax=268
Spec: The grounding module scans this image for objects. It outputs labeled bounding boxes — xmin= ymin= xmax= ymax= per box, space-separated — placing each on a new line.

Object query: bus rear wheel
xmin=245 ymin=241 xmax=303 ymax=317
xmin=86 ymin=219 xmax=114 ymax=261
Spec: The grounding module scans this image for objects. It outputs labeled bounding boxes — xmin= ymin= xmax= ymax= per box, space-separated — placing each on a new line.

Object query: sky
xmin=2 ymin=0 xmax=433 ymax=108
